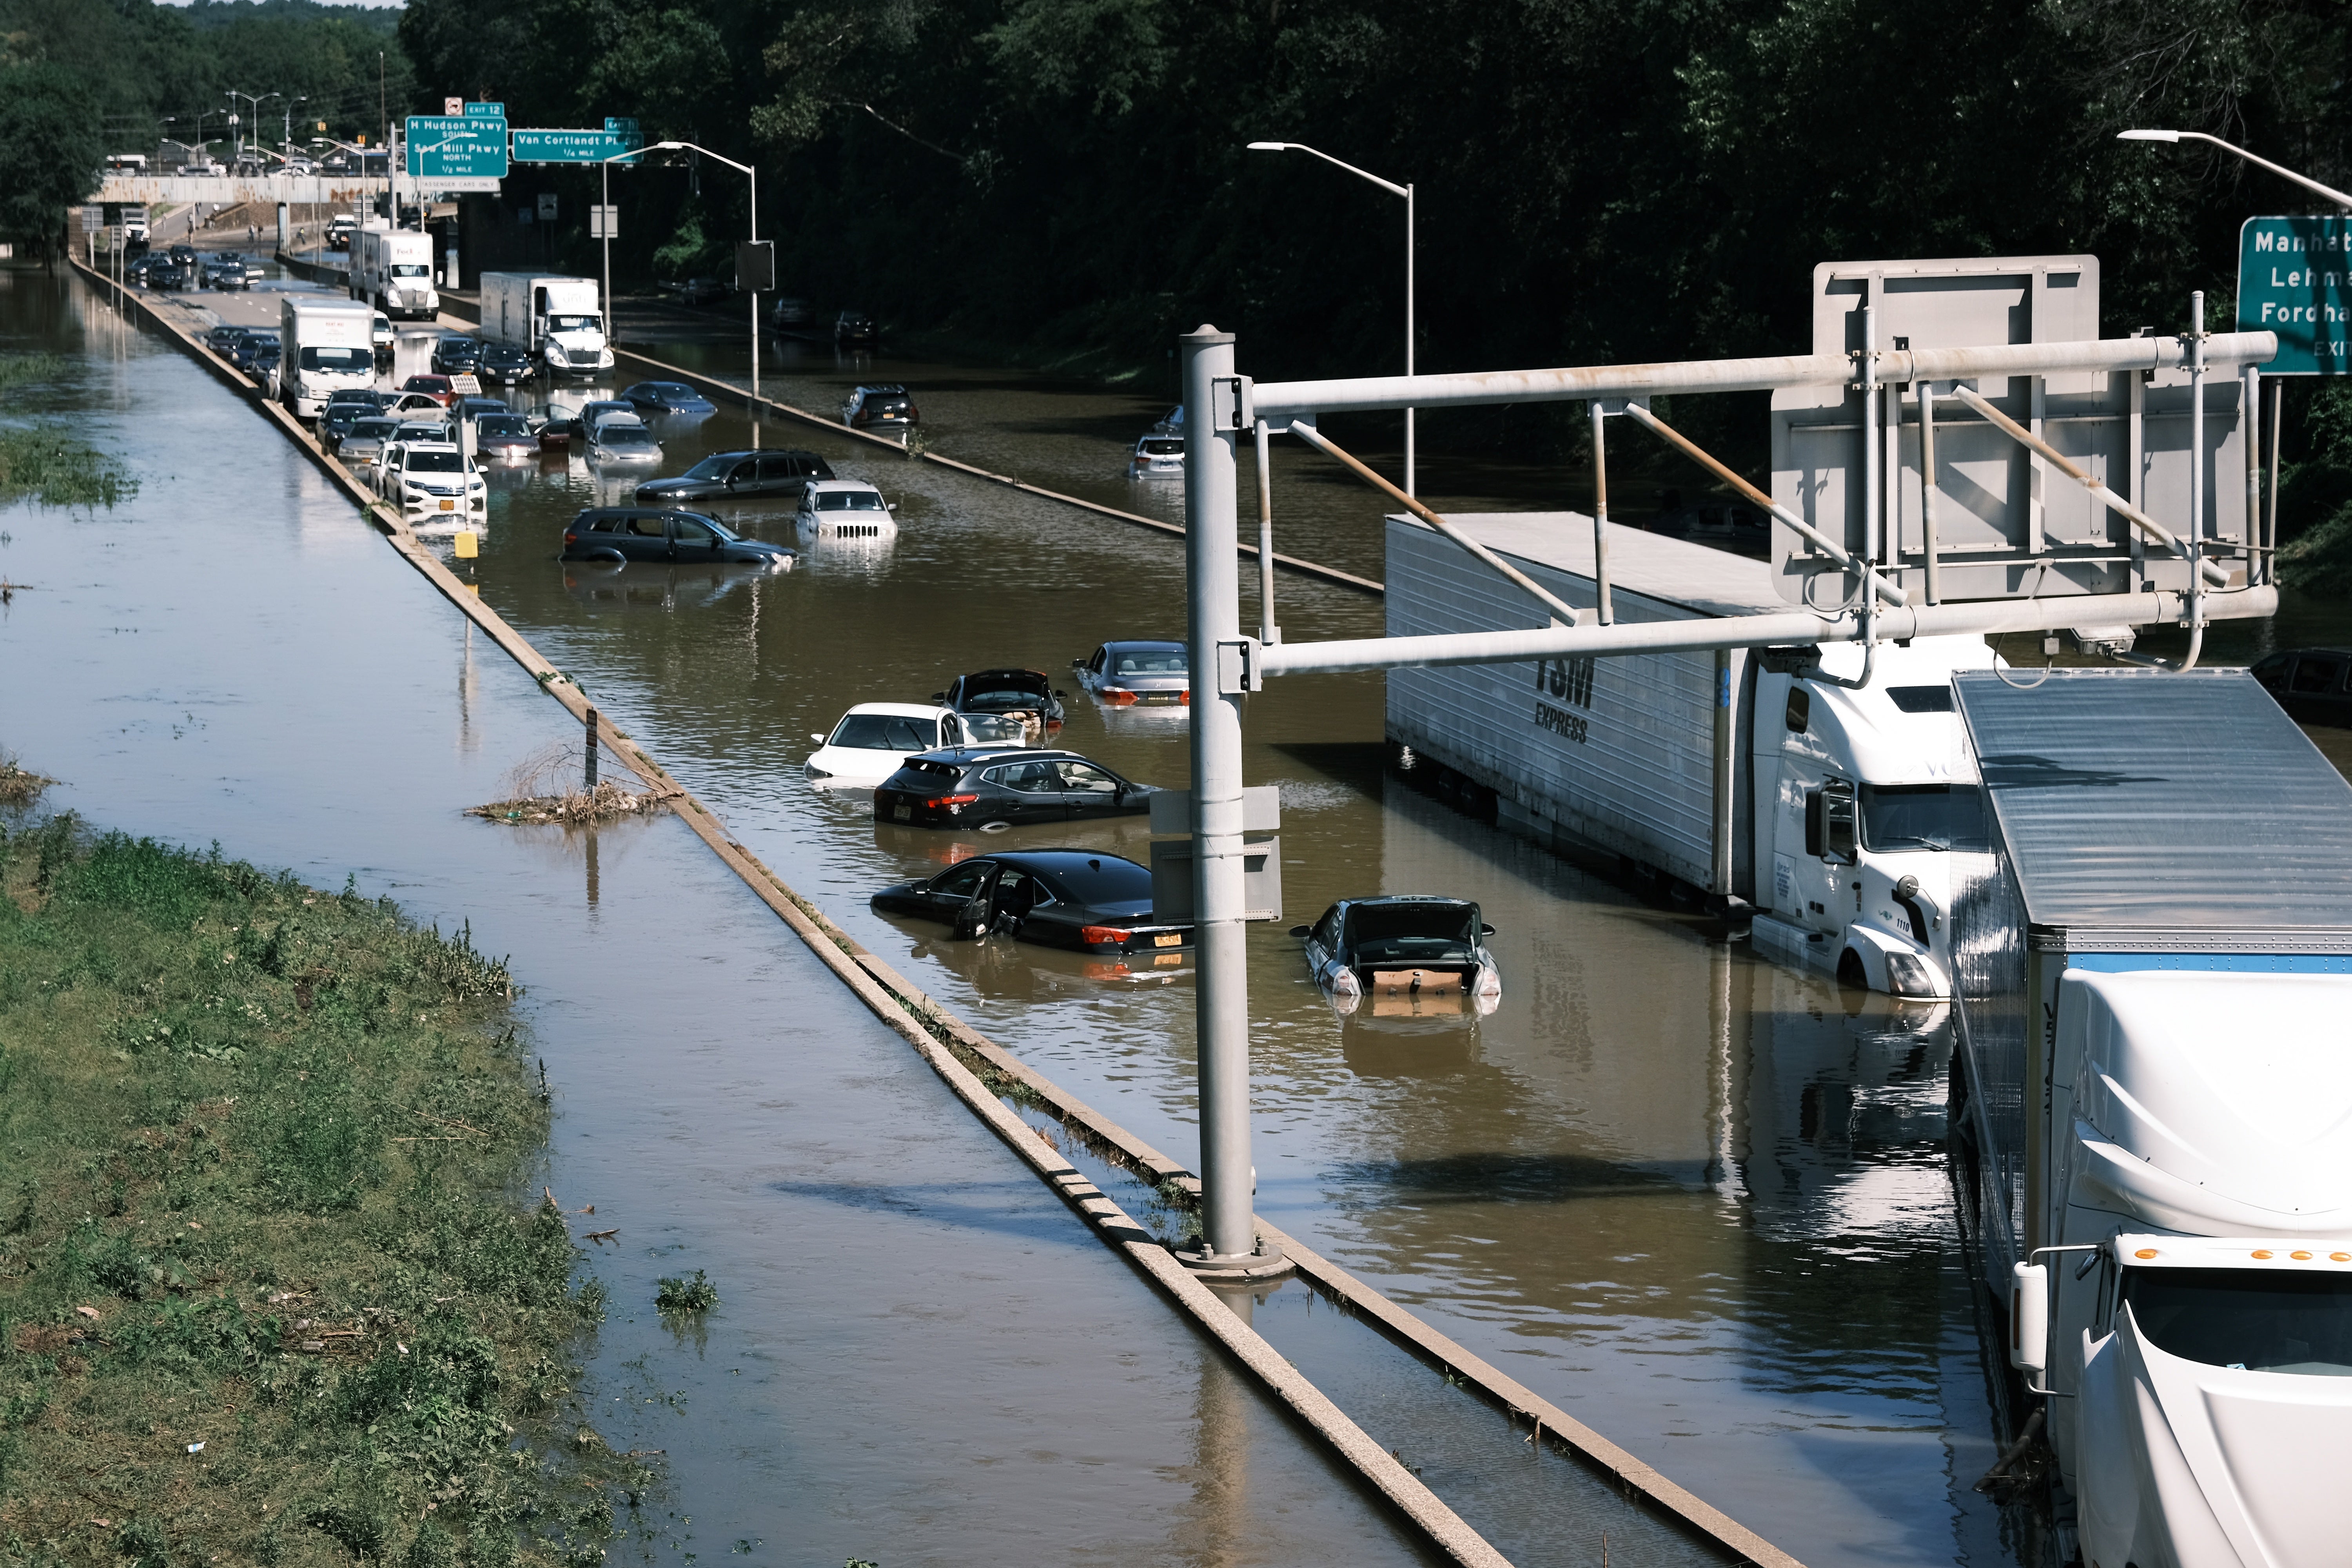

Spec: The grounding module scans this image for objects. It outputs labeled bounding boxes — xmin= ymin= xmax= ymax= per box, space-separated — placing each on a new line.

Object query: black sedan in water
xmin=872 ymin=850 xmax=1190 ymax=955
xmin=477 ymin=342 xmax=536 ymax=388
xmin=621 ymin=381 xmax=717 ymax=416
xmin=873 ymin=748 xmax=1156 ymax=829
xmin=636 ymin=448 xmax=835 ymax=503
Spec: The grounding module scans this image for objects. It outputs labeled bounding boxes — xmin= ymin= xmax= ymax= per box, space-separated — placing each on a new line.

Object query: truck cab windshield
xmin=300 ymin=347 xmax=373 ymax=372
xmin=547 ymin=314 xmax=599 ymax=333
xmin=1860 ymin=783 xmax=1986 ymax=853
xmin=2124 ymin=1267 xmax=2352 ymax=1376
xmin=390 ymin=263 xmax=430 ymax=278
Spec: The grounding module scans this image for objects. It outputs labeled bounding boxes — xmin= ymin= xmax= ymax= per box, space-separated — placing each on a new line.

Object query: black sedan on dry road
xmin=872 ymin=850 xmax=1190 ymax=955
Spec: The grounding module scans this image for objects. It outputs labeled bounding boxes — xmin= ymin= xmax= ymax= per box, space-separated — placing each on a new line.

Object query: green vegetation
xmin=652 ymin=1272 xmax=716 ymax=1316
xmin=0 ymin=426 xmax=137 ymax=510
xmin=0 ymin=814 xmax=646 ymax=1568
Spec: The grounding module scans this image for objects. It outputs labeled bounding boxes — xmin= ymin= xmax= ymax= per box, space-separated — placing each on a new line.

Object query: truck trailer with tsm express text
xmin=1945 ymin=669 xmax=2352 ymax=1568
xmin=478 ymin=272 xmax=613 ymax=378
xmin=1385 ymin=511 xmax=1997 ymax=997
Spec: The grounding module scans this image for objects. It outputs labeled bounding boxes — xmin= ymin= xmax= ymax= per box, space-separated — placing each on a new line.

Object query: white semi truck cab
xmin=279 ymin=297 xmax=377 ymax=420
xmin=479 ymin=272 xmax=611 ymax=377
xmin=350 ymin=229 xmax=439 ymax=320
xmin=1951 ymin=668 xmax=2352 ymax=1568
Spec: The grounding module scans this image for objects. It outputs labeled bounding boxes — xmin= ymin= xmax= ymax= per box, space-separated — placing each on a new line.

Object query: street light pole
xmin=642 ymin=140 xmax=760 ymax=400
xmin=2118 ymin=128 xmax=2352 ymax=210
xmin=1247 ymin=141 xmax=1416 ymax=495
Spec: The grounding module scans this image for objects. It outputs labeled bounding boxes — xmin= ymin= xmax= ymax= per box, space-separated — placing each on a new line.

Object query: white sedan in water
xmin=804 ymin=703 xmax=1024 ymax=788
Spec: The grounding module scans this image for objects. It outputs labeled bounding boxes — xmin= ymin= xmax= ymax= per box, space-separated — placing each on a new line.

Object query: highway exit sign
xmin=2238 ymin=216 xmax=2352 ymax=375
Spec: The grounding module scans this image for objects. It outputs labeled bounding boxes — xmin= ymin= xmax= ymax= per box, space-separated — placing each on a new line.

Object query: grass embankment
xmin=0 ymin=813 xmax=646 ymax=1568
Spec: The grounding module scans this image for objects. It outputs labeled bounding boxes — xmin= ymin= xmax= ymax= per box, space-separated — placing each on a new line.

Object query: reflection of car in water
xmin=561 ymin=563 xmax=781 ymax=614
xmin=1292 ymin=896 xmax=1501 ymax=1017
xmin=938 ymin=667 xmax=1066 ymax=735
xmin=806 ymin=703 xmax=1020 ymax=788
xmin=871 ymin=849 xmax=1190 ymax=956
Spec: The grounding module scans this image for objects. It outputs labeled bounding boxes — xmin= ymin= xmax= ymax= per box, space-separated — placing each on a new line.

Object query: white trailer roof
xmin=1390 ymin=512 xmax=1785 ymax=619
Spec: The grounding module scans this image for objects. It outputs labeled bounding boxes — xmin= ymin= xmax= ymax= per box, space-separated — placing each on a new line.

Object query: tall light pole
xmin=1247 ymin=141 xmax=1416 ymax=495
xmin=2118 ymin=128 xmax=2352 ymax=210
xmin=597 ymin=144 xmax=643 ymax=348
xmin=281 ymin=96 xmax=307 ymax=160
xmin=642 ymin=140 xmax=761 ymax=399
xmin=228 ymin=91 xmax=278 ymax=171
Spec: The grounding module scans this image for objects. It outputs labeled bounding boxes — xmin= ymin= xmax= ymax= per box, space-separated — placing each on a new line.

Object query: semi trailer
xmin=1385 ymin=511 xmax=1998 ymax=996
xmin=479 ymin=272 xmax=612 ymax=377
xmin=1947 ymin=668 xmax=2352 ymax=1568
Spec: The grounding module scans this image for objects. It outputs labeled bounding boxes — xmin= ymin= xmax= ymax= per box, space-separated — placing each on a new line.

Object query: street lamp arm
xmin=1246 ymin=140 xmax=1408 ymax=200
xmin=648 ymin=140 xmax=753 ymax=178
xmin=2119 ymin=127 xmax=2352 ymax=210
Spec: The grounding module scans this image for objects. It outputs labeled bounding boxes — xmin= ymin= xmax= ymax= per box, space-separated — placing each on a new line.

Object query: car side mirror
xmin=2009 ymin=1262 xmax=2049 ymax=1375
xmin=1481 ymin=924 xmax=1497 ymax=936
xmin=808 ymin=733 xmax=824 ymax=743
xmin=1070 ymin=659 xmax=1085 ymax=668
xmin=930 ymin=692 xmax=945 ymax=702
xmin=1053 ymin=689 xmax=1068 ymax=699
xmin=1287 ymin=925 xmax=1310 ymax=939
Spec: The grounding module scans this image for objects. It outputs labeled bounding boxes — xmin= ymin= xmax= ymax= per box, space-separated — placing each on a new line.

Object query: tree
xmin=0 ymin=62 xmax=105 ymax=266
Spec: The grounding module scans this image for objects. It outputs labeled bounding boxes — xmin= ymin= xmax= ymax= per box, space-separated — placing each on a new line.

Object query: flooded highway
xmin=36 ymin=259 xmax=2352 ymax=1568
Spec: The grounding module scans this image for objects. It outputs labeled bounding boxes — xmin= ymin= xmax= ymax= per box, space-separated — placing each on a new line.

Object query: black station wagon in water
xmin=873 ymin=748 xmax=1155 ymax=829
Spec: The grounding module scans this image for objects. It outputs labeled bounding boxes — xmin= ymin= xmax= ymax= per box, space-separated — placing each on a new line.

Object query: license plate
xmin=1154 ymin=953 xmax=1182 ymax=966
xmin=438 ymin=499 xmax=454 ymax=511
xmin=893 ymin=805 xmax=911 ymax=822
xmin=1153 ymin=933 xmax=1181 ymax=947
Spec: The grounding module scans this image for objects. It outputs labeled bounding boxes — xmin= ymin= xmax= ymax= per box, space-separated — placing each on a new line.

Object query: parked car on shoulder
xmin=1130 ymin=434 xmax=1185 ymax=477
xmin=373 ymin=440 xmax=487 ymax=516
xmin=842 ymin=383 xmax=916 ymax=432
xmin=400 ymin=373 xmax=456 ymax=407
xmin=621 ymin=381 xmax=716 ymax=416
xmin=2252 ymin=648 xmax=2352 ymax=728
xmin=559 ymin=507 xmax=795 ymax=568
xmin=936 ymin=668 xmax=1067 ymax=734
xmin=873 ymin=748 xmax=1155 ymax=830
xmin=794 ymin=479 xmax=898 ymax=541
xmin=586 ymin=416 xmax=662 ymax=466
xmin=872 ymin=850 xmax=1189 ymax=955
xmin=805 ymin=703 xmax=1010 ymax=788
xmin=1291 ymin=897 xmax=1502 ymax=1018
xmin=338 ymin=417 xmax=399 ymax=466
xmin=473 ymin=413 xmax=539 ymax=462
xmin=1073 ymin=641 xmax=1189 ymax=706
xmin=476 ymin=342 xmax=534 ymax=387
xmin=835 ymin=310 xmax=877 ymax=346
xmin=637 ymin=449 xmax=834 ymax=504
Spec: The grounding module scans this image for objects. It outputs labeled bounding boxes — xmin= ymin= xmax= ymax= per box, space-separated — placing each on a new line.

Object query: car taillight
xmin=563 ymin=532 xmax=578 ymax=545
xmin=1180 ymin=690 xmax=1191 ymax=705
xmin=1102 ymin=688 xmax=1139 ymax=706
xmin=923 ymin=793 xmax=979 ymax=810
xmin=1079 ymin=926 xmax=1133 ymax=946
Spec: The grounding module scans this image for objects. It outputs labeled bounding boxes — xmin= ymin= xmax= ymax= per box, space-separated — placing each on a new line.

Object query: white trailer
xmin=349 ymin=228 xmax=438 ymax=320
xmin=1952 ymin=668 xmax=2352 ymax=1568
xmin=279 ymin=296 xmax=377 ymax=420
xmin=1387 ymin=512 xmax=1996 ymax=996
xmin=478 ymin=272 xmax=612 ymax=377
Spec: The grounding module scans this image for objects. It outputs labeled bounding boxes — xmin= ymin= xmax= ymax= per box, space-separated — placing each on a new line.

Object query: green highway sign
xmin=465 ymin=102 xmax=505 ymax=120
xmin=510 ymin=122 xmax=644 ymax=165
xmin=2238 ymin=216 xmax=2352 ymax=375
xmin=405 ymin=115 xmax=509 ymax=180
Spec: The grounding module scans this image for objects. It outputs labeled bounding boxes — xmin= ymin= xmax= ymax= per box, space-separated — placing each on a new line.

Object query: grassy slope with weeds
xmin=0 ymin=816 xmax=648 ymax=1568
xmin=0 ymin=353 xmax=136 ymax=510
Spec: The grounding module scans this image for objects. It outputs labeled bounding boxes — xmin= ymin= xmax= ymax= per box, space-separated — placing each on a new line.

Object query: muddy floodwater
xmin=25 ymin=265 xmax=2352 ymax=1568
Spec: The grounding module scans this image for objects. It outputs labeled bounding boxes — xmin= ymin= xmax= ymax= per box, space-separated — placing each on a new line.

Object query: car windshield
xmin=598 ymin=426 xmax=655 ymax=447
xmin=1860 ymin=784 xmax=1987 ymax=852
xmin=1113 ymin=649 xmax=1186 ymax=676
xmin=683 ymin=455 xmax=739 ymax=479
xmin=301 ymin=347 xmax=372 ymax=371
xmin=391 ymin=263 xmax=430 ymax=278
xmin=351 ymin=420 xmax=396 ymax=438
xmin=1344 ymin=903 xmax=1479 ymax=964
xmin=2125 ymin=1267 xmax=2352 ymax=1376
xmin=830 ymin=714 xmax=942 ymax=751
xmin=408 ymin=451 xmax=466 ymax=474
xmin=407 ymin=378 xmax=447 ymax=391
xmin=477 ymin=417 xmax=530 ymax=437
xmin=815 ymin=490 xmax=886 ymax=511
xmin=652 ymin=385 xmax=694 ymax=399
xmin=1035 ymin=857 xmax=1152 ymax=906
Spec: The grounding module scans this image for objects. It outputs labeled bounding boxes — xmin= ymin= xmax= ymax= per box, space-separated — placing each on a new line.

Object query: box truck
xmin=479 ymin=272 xmax=612 ymax=377
xmin=279 ymin=297 xmax=378 ymax=420
xmin=1385 ymin=511 xmax=1997 ymax=996
xmin=1948 ymin=668 xmax=2352 ymax=1568
xmin=350 ymin=228 xmax=438 ymax=320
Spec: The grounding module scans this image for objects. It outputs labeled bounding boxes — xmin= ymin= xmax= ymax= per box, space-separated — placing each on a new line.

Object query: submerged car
xmin=637 ymin=448 xmax=835 ymax=504
xmin=871 ymin=850 xmax=1190 ymax=956
xmin=621 ymin=381 xmax=716 ymax=416
xmin=1073 ymin=641 xmax=1189 ymax=706
xmin=374 ymin=441 xmax=488 ymax=516
xmin=1130 ymin=434 xmax=1185 ymax=476
xmin=1292 ymin=897 xmax=1502 ymax=1017
xmin=843 ymin=383 xmax=916 ymax=431
xmin=472 ymin=413 xmax=539 ymax=462
xmin=477 ymin=341 xmax=535 ymax=387
xmin=835 ymin=310 xmax=877 ymax=346
xmin=805 ymin=703 xmax=1018 ymax=788
xmin=768 ymin=297 xmax=815 ymax=331
xmin=586 ymin=417 xmax=662 ymax=466
xmin=400 ymin=374 xmax=456 ymax=407
xmin=873 ymin=748 xmax=1155 ymax=830
xmin=937 ymin=668 xmax=1066 ymax=734
xmin=795 ymin=479 xmax=898 ymax=541
xmin=338 ymin=417 xmax=400 ymax=466
xmin=430 ymin=336 xmax=484 ymax=376
xmin=2251 ymin=648 xmax=2352 ymax=728
xmin=559 ymin=507 xmax=795 ymax=569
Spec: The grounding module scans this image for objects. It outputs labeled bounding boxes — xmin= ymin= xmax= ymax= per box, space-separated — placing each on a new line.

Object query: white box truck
xmin=1950 ymin=668 xmax=2352 ymax=1568
xmin=279 ymin=296 xmax=378 ymax=420
xmin=479 ymin=272 xmax=612 ymax=377
xmin=350 ymin=228 xmax=438 ymax=320
xmin=1385 ymin=511 xmax=1996 ymax=997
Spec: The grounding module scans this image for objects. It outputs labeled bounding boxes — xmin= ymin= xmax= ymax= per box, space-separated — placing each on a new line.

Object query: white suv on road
xmin=374 ymin=441 xmax=486 ymax=518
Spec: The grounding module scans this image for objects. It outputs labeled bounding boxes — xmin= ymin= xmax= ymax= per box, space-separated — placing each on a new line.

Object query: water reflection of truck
xmin=479 ymin=272 xmax=613 ymax=377
xmin=1386 ymin=513 xmax=1996 ymax=996
xmin=1948 ymin=668 xmax=2352 ymax=1568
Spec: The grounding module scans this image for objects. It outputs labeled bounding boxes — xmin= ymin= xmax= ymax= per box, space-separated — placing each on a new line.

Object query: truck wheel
xmin=1836 ymin=948 xmax=1869 ymax=989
